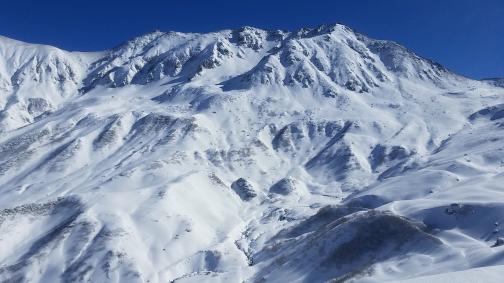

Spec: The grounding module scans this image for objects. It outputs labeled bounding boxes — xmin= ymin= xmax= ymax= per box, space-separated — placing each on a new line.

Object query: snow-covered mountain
xmin=1 ymin=23 xmax=504 ymax=282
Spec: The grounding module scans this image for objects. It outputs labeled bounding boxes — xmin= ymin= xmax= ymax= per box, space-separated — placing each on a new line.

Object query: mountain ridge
xmin=1 ymin=23 xmax=504 ymax=283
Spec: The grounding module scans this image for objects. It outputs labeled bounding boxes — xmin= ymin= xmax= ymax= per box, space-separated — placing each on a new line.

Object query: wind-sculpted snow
xmin=1 ymin=23 xmax=504 ymax=282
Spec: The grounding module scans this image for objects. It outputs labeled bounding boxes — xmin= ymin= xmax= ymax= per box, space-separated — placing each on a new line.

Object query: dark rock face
xmin=231 ymin=178 xmax=257 ymax=201
xmin=270 ymin=177 xmax=298 ymax=195
xmin=369 ymin=144 xmax=413 ymax=172
xmin=27 ymin=98 xmax=51 ymax=115
xmin=492 ymin=237 xmax=504 ymax=247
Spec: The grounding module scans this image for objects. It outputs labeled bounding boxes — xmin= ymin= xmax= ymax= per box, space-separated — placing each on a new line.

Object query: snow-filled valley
xmin=1 ymin=23 xmax=504 ymax=282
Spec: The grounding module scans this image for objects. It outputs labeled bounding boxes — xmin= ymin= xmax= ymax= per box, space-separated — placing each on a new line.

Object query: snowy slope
xmin=1 ymin=23 xmax=504 ymax=282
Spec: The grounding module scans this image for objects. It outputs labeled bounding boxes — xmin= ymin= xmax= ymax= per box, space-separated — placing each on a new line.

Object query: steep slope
xmin=1 ymin=24 xmax=504 ymax=283
xmin=0 ymin=36 xmax=101 ymax=132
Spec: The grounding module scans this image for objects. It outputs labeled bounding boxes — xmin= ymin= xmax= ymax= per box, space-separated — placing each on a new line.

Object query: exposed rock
xmin=270 ymin=177 xmax=299 ymax=195
xmin=492 ymin=237 xmax=504 ymax=247
xmin=231 ymin=178 xmax=257 ymax=201
xmin=27 ymin=98 xmax=51 ymax=115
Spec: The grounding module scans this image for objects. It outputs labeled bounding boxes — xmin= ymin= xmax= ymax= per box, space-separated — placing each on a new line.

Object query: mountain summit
xmin=1 ymin=24 xmax=504 ymax=282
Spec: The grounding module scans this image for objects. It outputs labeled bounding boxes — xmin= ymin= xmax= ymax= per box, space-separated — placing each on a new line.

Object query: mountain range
xmin=1 ymin=23 xmax=504 ymax=282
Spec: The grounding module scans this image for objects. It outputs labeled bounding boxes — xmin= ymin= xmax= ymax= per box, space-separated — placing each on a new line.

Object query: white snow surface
xmin=1 ymin=24 xmax=504 ymax=282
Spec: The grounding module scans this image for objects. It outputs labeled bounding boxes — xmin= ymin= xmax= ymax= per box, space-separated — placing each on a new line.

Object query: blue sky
xmin=1 ymin=0 xmax=503 ymax=79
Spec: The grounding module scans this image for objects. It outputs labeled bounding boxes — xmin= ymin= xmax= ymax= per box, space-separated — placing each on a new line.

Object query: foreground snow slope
xmin=1 ymin=24 xmax=504 ymax=282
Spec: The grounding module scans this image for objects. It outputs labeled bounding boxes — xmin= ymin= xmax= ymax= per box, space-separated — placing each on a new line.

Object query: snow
xmin=1 ymin=23 xmax=504 ymax=282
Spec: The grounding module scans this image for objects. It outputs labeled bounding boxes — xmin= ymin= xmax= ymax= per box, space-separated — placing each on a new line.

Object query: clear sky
xmin=1 ymin=0 xmax=503 ymax=79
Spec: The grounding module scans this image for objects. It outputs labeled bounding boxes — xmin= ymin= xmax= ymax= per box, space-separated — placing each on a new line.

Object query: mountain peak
xmin=1 ymin=23 xmax=504 ymax=283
